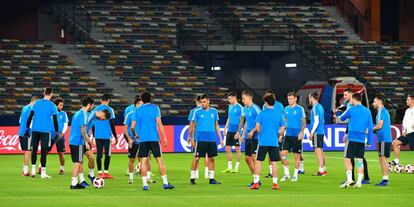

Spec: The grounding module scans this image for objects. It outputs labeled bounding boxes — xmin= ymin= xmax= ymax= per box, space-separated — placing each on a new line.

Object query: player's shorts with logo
xmin=282 ymin=136 xmax=302 ymax=153
xmin=313 ymin=134 xmax=324 ymax=149
xmin=344 ymin=141 xmax=365 ymax=159
xmin=245 ymin=139 xmax=258 ymax=156
xmin=377 ymin=142 xmax=391 ymax=157
xmin=396 ymin=132 xmax=414 ymax=150
xmin=48 ymin=134 xmax=66 ymax=152
xmin=256 ymin=146 xmax=281 ymax=162
xmin=19 ymin=135 xmax=32 ymax=151
xmin=138 ymin=141 xmax=161 ymax=158
xmin=194 ymin=141 xmax=217 ymax=158
xmin=128 ymin=143 xmax=140 ymax=158
xmin=70 ymin=145 xmax=85 ymax=163
xmin=225 ymin=132 xmax=240 ymax=146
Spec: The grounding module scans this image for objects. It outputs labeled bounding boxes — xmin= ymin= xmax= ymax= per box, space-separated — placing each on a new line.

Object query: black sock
xmin=363 ymin=158 xmax=370 ymax=180
xmin=351 ymin=158 xmax=355 ymax=181
xmin=104 ymin=156 xmax=111 ymax=171
xmin=97 ymin=158 xmax=102 ymax=171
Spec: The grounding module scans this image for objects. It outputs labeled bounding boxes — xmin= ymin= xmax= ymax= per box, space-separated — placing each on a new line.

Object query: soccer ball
xmin=388 ymin=164 xmax=393 ymax=173
xmin=405 ymin=164 xmax=414 ymax=174
xmin=93 ymin=177 xmax=105 ymax=188
xmin=134 ymin=163 xmax=141 ymax=175
xmin=394 ymin=164 xmax=404 ymax=173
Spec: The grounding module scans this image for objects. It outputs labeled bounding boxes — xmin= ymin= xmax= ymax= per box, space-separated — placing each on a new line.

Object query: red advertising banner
xmin=0 ymin=124 xmax=409 ymax=154
xmin=0 ymin=126 xmax=175 ymax=154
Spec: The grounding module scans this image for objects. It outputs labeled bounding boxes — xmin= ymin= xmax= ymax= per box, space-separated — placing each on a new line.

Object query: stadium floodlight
xmin=285 ymin=63 xmax=297 ymax=68
xmin=211 ymin=66 xmax=221 ymax=71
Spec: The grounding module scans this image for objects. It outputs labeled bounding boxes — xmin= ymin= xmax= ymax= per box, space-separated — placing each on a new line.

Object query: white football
xmin=405 ymin=164 xmax=414 ymax=174
xmin=93 ymin=177 xmax=105 ymax=188
xmin=394 ymin=164 xmax=404 ymax=173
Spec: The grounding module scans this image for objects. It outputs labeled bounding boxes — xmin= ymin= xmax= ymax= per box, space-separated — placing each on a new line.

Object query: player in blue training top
xmin=241 ymin=90 xmax=261 ymax=186
xmin=372 ymin=96 xmax=392 ymax=186
xmin=249 ymin=94 xmax=285 ymax=190
xmin=188 ymin=95 xmax=209 ymax=179
xmin=69 ymin=96 xmax=109 ymax=189
xmin=89 ymin=94 xmax=117 ymax=179
xmin=123 ymin=95 xmax=142 ymax=175
xmin=339 ymin=93 xmax=374 ymax=189
xmin=338 ymin=89 xmax=370 ymax=185
xmin=222 ymin=91 xmax=243 ymax=174
xmin=280 ymin=92 xmax=306 ymax=182
xmin=189 ymin=94 xmax=224 ymax=185
xmin=309 ymin=91 xmax=327 ymax=176
xmin=19 ymin=95 xmax=39 ymax=176
xmin=131 ymin=92 xmax=174 ymax=191
xmin=261 ymin=89 xmax=285 ymax=178
xmin=124 ymin=96 xmax=142 ymax=183
xmin=124 ymin=94 xmax=141 ymax=118
xmin=47 ymin=98 xmax=69 ymax=175
xmin=26 ymin=88 xmax=58 ymax=178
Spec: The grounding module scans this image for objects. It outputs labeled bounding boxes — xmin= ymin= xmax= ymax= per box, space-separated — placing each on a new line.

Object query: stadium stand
xmin=0 ymin=0 xmax=412 ymax=116
xmin=0 ymin=39 xmax=127 ymax=115
xmin=224 ymin=2 xmax=414 ymax=108
xmin=75 ymin=0 xmax=228 ymax=116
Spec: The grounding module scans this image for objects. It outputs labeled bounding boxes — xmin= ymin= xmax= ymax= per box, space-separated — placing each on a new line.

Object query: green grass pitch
xmin=0 ymin=151 xmax=413 ymax=207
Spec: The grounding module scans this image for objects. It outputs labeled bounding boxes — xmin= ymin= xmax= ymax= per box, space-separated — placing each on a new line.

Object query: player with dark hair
xmin=339 ymin=89 xmax=370 ymax=185
xmin=90 ymin=94 xmax=117 ymax=179
xmin=189 ymin=94 xmax=224 ymax=185
xmin=48 ymin=98 xmax=69 ymax=175
xmin=124 ymin=97 xmax=143 ymax=184
xmin=308 ymin=91 xmax=327 ymax=176
xmin=222 ymin=91 xmax=243 ymax=173
xmin=78 ymin=96 xmax=112 ymax=187
xmin=131 ymin=92 xmax=174 ymax=190
xmin=188 ymin=95 xmax=209 ymax=179
xmin=339 ymin=93 xmax=373 ymax=189
xmin=249 ymin=94 xmax=285 ymax=190
xmin=262 ymin=89 xmax=288 ymax=178
xmin=26 ymin=87 xmax=58 ymax=178
xmin=124 ymin=94 xmax=148 ymax=177
xmin=390 ymin=94 xmax=414 ymax=165
xmin=19 ymin=95 xmax=39 ymax=176
xmin=372 ymin=95 xmax=392 ymax=186
xmin=69 ymin=96 xmax=108 ymax=189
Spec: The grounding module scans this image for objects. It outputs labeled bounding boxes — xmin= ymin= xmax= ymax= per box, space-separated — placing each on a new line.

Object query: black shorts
xmin=48 ymin=135 xmax=66 ymax=152
xmin=312 ymin=134 xmax=324 ymax=149
xmin=344 ymin=141 xmax=365 ymax=159
xmin=256 ymin=146 xmax=281 ymax=162
xmin=19 ymin=135 xmax=32 ymax=151
xmin=225 ymin=132 xmax=240 ymax=146
xmin=195 ymin=141 xmax=217 ymax=158
xmin=245 ymin=139 xmax=258 ymax=156
xmin=378 ymin=142 xmax=391 ymax=157
xmin=282 ymin=136 xmax=302 ymax=153
xmin=138 ymin=141 xmax=161 ymax=158
xmin=397 ymin=132 xmax=414 ymax=150
xmin=128 ymin=143 xmax=139 ymax=158
xmin=278 ymin=138 xmax=284 ymax=151
xmin=70 ymin=145 xmax=85 ymax=163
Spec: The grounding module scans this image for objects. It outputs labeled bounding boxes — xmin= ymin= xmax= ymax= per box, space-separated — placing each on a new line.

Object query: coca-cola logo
xmin=114 ymin=133 xmax=129 ymax=150
xmin=0 ymin=130 xmax=20 ymax=151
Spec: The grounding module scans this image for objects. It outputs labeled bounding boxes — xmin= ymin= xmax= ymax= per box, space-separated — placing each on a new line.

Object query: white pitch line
xmin=0 ymin=194 xmax=406 ymax=199
xmin=302 ymin=154 xmax=379 ymax=162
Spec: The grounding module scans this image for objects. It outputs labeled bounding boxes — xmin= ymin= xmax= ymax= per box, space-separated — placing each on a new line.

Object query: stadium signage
xmin=0 ymin=125 xmax=406 ymax=154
